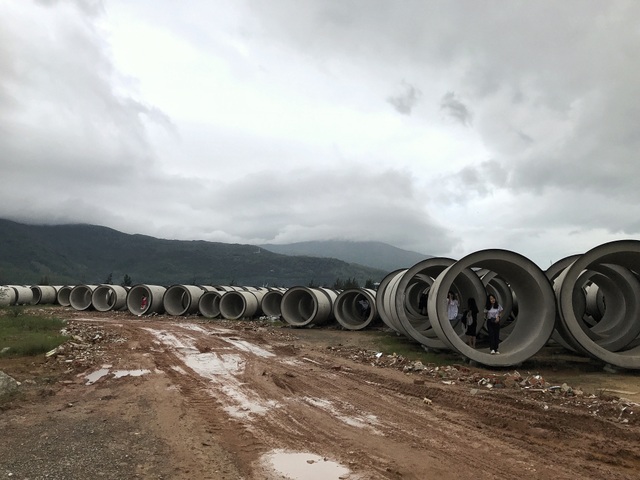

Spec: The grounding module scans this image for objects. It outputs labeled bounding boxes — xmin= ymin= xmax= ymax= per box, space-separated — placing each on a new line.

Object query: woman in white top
xmin=484 ymin=294 xmax=504 ymax=354
xmin=447 ymin=291 xmax=459 ymax=322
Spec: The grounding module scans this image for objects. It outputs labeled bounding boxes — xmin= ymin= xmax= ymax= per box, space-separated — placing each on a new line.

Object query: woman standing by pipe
xmin=484 ymin=294 xmax=503 ymax=354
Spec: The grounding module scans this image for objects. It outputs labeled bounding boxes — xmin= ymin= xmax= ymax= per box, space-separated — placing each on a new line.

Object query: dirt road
xmin=1 ymin=312 xmax=640 ymax=479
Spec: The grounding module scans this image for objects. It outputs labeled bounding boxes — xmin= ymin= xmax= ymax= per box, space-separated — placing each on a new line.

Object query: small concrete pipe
xmin=333 ymin=288 xmax=378 ymax=330
xmin=198 ymin=291 xmax=224 ymax=318
xmin=557 ymin=240 xmax=640 ymax=369
xmin=219 ymin=290 xmax=264 ymax=320
xmin=30 ymin=285 xmax=58 ymax=305
xmin=9 ymin=286 xmax=33 ymax=305
xmin=56 ymin=286 xmax=74 ymax=307
xmin=69 ymin=285 xmax=97 ymax=311
xmin=427 ymin=249 xmax=556 ymax=366
xmin=163 ymin=285 xmax=205 ymax=316
xmin=92 ymin=284 xmax=128 ymax=312
xmin=0 ymin=286 xmax=17 ymax=306
xmin=127 ymin=285 xmax=166 ymax=316
xmin=280 ymin=286 xmax=337 ymax=327
xmin=585 ymin=283 xmax=605 ymax=323
xmin=261 ymin=289 xmax=286 ymax=317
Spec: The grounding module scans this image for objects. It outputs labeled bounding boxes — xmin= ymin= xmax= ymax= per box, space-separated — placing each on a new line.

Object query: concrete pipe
xmin=56 ymin=286 xmax=74 ymax=307
xmin=585 ymin=283 xmax=605 ymax=323
xmin=127 ymin=284 xmax=166 ymax=316
xmin=280 ymin=286 xmax=337 ymax=327
xmin=376 ymin=269 xmax=411 ymax=335
xmin=92 ymin=284 xmax=128 ymax=312
xmin=198 ymin=291 xmax=224 ymax=319
xmin=428 ymin=249 xmax=556 ymax=366
xmin=261 ymin=289 xmax=286 ymax=317
xmin=578 ymin=265 xmax=640 ymax=350
xmin=9 ymin=286 xmax=33 ymax=305
xmin=546 ymin=255 xmax=582 ymax=351
xmin=557 ymin=240 xmax=640 ymax=369
xmin=163 ymin=285 xmax=205 ymax=316
xmin=30 ymin=285 xmax=58 ymax=305
xmin=395 ymin=258 xmax=486 ymax=350
xmin=69 ymin=285 xmax=97 ymax=311
xmin=0 ymin=286 xmax=17 ymax=306
xmin=219 ymin=290 xmax=264 ymax=320
xmin=333 ymin=288 xmax=378 ymax=330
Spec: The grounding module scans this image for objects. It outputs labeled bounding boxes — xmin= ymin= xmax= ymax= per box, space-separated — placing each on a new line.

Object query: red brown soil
xmin=1 ymin=309 xmax=640 ymax=479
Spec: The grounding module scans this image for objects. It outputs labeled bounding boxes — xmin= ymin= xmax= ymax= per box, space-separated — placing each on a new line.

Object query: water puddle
xmin=85 ymin=368 xmax=110 ymax=385
xmin=113 ymin=369 xmax=150 ymax=379
xmin=302 ymin=397 xmax=382 ymax=435
xmin=144 ymin=327 xmax=279 ymax=419
xmin=222 ymin=337 xmax=275 ymax=358
xmin=85 ymin=365 xmax=150 ymax=384
xmin=262 ymin=450 xmax=352 ymax=480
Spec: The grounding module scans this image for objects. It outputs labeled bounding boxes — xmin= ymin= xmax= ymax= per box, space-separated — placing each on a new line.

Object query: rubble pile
xmin=44 ymin=322 xmax=127 ymax=371
xmin=325 ymin=345 xmax=639 ymax=424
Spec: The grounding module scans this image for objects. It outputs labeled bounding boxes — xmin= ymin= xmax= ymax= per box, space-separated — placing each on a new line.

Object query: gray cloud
xmin=387 ymin=82 xmax=422 ymax=115
xmin=440 ymin=91 xmax=472 ymax=126
xmin=3 ymin=1 xmax=640 ymax=266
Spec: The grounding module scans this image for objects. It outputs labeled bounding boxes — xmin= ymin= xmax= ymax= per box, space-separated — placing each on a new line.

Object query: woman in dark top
xmin=465 ymin=297 xmax=479 ymax=348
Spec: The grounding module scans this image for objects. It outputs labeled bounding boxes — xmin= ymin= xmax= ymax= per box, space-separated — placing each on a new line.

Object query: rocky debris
xmin=0 ymin=370 xmax=19 ymax=396
xmin=44 ymin=322 xmax=127 ymax=372
xmin=323 ymin=345 xmax=639 ymax=424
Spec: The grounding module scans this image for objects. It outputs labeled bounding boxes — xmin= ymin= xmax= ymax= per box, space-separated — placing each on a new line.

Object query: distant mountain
xmin=258 ymin=240 xmax=431 ymax=272
xmin=0 ymin=219 xmax=386 ymax=287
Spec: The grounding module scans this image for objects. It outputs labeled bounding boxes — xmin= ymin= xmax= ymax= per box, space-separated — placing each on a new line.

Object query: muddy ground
xmin=1 ymin=309 xmax=640 ymax=479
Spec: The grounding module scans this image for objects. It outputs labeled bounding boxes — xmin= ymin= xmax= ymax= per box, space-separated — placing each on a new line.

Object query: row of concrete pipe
xmin=0 ymin=283 xmax=379 ymax=332
xmin=2 ymin=240 xmax=639 ymax=369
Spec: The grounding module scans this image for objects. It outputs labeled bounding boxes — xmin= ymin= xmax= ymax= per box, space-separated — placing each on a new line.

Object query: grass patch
xmin=371 ymin=331 xmax=461 ymax=366
xmin=0 ymin=310 xmax=68 ymax=357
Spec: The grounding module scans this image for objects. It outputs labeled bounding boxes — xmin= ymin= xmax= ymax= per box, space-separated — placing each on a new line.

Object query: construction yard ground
xmin=1 ymin=309 xmax=640 ymax=479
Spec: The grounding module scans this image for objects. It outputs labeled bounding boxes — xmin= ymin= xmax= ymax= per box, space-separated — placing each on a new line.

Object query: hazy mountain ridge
xmin=0 ymin=219 xmax=388 ymax=287
xmin=259 ymin=240 xmax=431 ymax=272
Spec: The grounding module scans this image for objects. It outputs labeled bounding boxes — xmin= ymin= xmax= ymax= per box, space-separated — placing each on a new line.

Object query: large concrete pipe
xmin=546 ymin=255 xmax=582 ymax=351
xmin=572 ymin=265 xmax=640 ymax=351
xmin=219 ymin=290 xmax=264 ymax=320
xmin=198 ymin=291 xmax=223 ymax=319
xmin=261 ymin=289 xmax=286 ymax=317
xmin=333 ymin=288 xmax=378 ymax=330
xmin=428 ymin=249 xmax=556 ymax=366
xmin=280 ymin=286 xmax=337 ymax=327
xmin=0 ymin=286 xmax=17 ymax=306
xmin=585 ymin=283 xmax=605 ymax=323
xmin=56 ymin=286 xmax=73 ymax=307
xmin=127 ymin=284 xmax=166 ymax=316
xmin=92 ymin=284 xmax=128 ymax=312
xmin=30 ymin=285 xmax=58 ymax=305
xmin=557 ymin=240 xmax=640 ymax=369
xmin=376 ymin=269 xmax=412 ymax=336
xmin=69 ymin=285 xmax=97 ymax=311
xmin=394 ymin=258 xmax=486 ymax=350
xmin=163 ymin=285 xmax=205 ymax=316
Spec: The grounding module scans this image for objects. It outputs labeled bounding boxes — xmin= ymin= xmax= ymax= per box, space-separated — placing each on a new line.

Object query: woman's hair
xmin=468 ymin=297 xmax=478 ymax=312
xmin=448 ymin=291 xmax=456 ymax=300
xmin=485 ymin=294 xmax=499 ymax=310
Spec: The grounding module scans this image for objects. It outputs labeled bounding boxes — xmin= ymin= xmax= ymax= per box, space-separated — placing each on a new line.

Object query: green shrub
xmin=0 ymin=315 xmax=67 ymax=357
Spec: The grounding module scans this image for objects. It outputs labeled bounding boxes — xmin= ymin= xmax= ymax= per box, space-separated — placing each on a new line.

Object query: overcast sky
xmin=1 ymin=0 xmax=639 ymax=268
